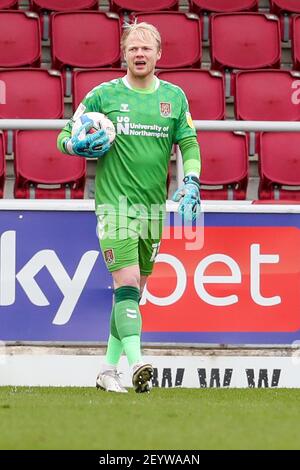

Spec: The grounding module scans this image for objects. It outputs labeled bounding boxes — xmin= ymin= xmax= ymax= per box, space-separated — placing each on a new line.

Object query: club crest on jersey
xmin=160 ymin=102 xmax=172 ymax=117
xmin=104 ymin=249 xmax=115 ymax=265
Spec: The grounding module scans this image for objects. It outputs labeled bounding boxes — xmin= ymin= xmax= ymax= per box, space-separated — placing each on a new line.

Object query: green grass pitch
xmin=1 ymin=387 xmax=300 ymax=450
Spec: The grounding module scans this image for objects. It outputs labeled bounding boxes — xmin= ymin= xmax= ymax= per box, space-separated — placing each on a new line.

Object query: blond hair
xmin=121 ymin=21 xmax=162 ymax=52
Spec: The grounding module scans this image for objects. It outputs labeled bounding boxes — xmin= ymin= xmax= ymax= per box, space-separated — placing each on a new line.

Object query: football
xmin=71 ymin=112 xmax=116 ymax=145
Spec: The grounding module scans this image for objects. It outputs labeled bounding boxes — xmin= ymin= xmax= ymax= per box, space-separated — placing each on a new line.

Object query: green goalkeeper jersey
xmin=58 ymin=76 xmax=196 ymax=219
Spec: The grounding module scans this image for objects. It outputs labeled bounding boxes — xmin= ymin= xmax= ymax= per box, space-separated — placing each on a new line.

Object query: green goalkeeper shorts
xmin=97 ymin=214 xmax=163 ymax=276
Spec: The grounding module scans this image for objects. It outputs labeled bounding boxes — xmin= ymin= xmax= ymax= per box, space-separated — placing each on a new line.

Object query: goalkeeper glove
xmin=172 ymin=175 xmax=201 ymax=221
xmin=65 ymin=122 xmax=110 ymax=158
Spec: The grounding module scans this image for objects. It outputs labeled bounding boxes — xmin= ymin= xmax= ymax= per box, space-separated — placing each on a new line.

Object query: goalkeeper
xmin=57 ymin=21 xmax=201 ymax=393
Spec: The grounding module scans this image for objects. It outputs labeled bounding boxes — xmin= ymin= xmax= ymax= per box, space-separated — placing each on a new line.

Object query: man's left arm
xmin=172 ymin=136 xmax=201 ymax=221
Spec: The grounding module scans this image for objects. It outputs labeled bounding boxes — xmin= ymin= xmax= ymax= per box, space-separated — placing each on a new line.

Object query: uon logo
xmin=141 ymin=227 xmax=300 ymax=333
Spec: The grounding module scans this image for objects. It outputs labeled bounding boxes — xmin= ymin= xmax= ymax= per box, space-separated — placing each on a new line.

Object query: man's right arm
xmin=57 ymin=122 xmax=72 ymax=155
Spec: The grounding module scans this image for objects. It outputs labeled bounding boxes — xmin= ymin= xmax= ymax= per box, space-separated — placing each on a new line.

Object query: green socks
xmin=114 ymin=286 xmax=143 ymax=367
xmin=104 ymin=305 xmax=123 ymax=366
xmin=105 ymin=286 xmax=143 ymax=367
xmin=122 ymin=335 xmax=142 ymax=366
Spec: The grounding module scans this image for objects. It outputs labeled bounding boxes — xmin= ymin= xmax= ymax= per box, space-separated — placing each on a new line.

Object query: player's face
xmin=124 ymin=31 xmax=161 ymax=80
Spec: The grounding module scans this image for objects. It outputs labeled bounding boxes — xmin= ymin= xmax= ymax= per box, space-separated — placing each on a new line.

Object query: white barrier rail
xmin=2 ymin=119 xmax=300 ymax=131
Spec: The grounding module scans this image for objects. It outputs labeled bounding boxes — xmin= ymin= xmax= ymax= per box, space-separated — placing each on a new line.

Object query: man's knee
xmin=112 ymin=266 xmax=140 ymax=289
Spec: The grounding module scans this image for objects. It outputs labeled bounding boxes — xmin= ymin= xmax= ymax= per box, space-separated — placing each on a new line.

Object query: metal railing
xmin=2 ymin=118 xmax=300 ymax=131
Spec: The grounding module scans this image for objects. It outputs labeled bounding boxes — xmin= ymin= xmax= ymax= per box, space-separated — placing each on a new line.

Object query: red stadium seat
xmin=259 ymin=132 xmax=300 ymax=200
xmin=0 ymin=133 xmax=5 ymax=198
xmin=109 ymin=0 xmax=178 ymax=13
xmin=51 ymin=12 xmax=121 ymax=70
xmin=270 ymin=1 xmax=300 ymax=15
xmin=197 ymin=131 xmax=248 ymax=200
xmin=131 ymin=12 xmax=201 ymax=68
xmin=156 ymin=69 xmax=225 ymax=120
xmin=270 ymin=1 xmax=300 ymax=41
xmin=0 ymin=11 xmax=41 ymax=67
xmin=292 ymin=15 xmax=300 ymax=70
xmin=189 ymin=0 xmax=258 ymax=13
xmin=234 ymin=70 xmax=300 ymax=121
xmin=14 ymin=130 xmax=86 ymax=199
xmin=234 ymin=69 xmax=300 ymax=155
xmin=73 ymin=68 xmax=125 ymax=111
xmin=30 ymin=0 xmax=98 ymax=11
xmin=0 ymin=0 xmax=18 ymax=7
xmin=0 ymin=69 xmax=64 ymax=118
xmin=210 ymin=13 xmax=281 ymax=71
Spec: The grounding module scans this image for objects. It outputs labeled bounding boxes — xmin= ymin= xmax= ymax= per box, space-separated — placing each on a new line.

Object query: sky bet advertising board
xmin=0 ymin=207 xmax=300 ymax=345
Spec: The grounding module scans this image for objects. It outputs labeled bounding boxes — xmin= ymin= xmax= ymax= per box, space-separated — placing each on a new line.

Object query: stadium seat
xmin=51 ymin=12 xmax=121 ymax=70
xmin=234 ymin=70 xmax=300 ymax=121
xmin=259 ymin=132 xmax=300 ymax=200
xmin=210 ymin=13 xmax=281 ymax=72
xmin=109 ymin=0 xmax=178 ymax=13
xmin=270 ymin=1 xmax=300 ymax=15
xmin=0 ymin=133 xmax=5 ymax=198
xmin=292 ymin=15 xmax=300 ymax=70
xmin=14 ymin=130 xmax=86 ymax=199
xmin=270 ymin=1 xmax=300 ymax=41
xmin=0 ymin=68 xmax=64 ymax=155
xmin=156 ymin=69 xmax=225 ymax=120
xmin=0 ymin=0 xmax=18 ymax=7
xmin=131 ymin=12 xmax=202 ymax=68
xmin=197 ymin=131 xmax=248 ymax=199
xmin=234 ymin=69 xmax=300 ymax=155
xmin=189 ymin=0 xmax=258 ymax=41
xmin=73 ymin=68 xmax=125 ymax=111
xmin=0 ymin=11 xmax=41 ymax=67
xmin=189 ymin=0 xmax=258 ymax=14
xmin=30 ymin=0 xmax=99 ymax=11
xmin=0 ymin=69 xmax=64 ymax=118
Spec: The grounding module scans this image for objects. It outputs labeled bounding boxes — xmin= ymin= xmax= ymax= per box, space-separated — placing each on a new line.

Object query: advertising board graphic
xmin=1 ymin=208 xmax=300 ymax=344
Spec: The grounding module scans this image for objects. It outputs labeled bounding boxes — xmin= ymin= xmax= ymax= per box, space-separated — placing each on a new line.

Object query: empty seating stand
xmin=0 ymin=133 xmax=5 ymax=198
xmin=0 ymin=11 xmax=41 ymax=67
xmin=197 ymin=131 xmax=248 ymax=200
xmin=14 ymin=130 xmax=86 ymax=199
xmin=109 ymin=0 xmax=179 ymax=13
xmin=73 ymin=68 xmax=125 ymax=111
xmin=259 ymin=132 xmax=300 ymax=200
xmin=156 ymin=69 xmax=225 ymax=120
xmin=131 ymin=12 xmax=201 ymax=68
